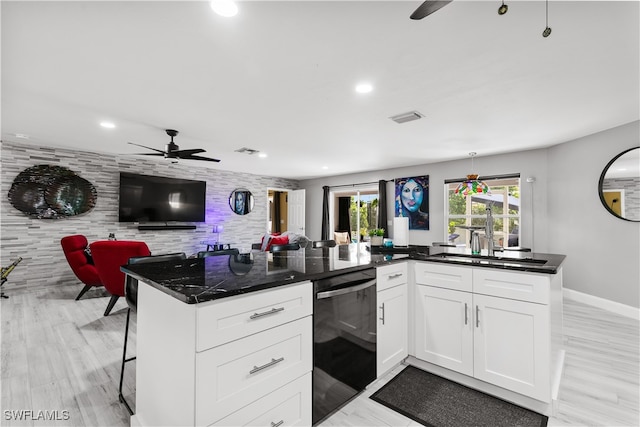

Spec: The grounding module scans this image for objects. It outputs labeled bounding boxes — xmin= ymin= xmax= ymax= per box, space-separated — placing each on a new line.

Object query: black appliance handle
xmin=316 ymin=278 xmax=376 ymax=299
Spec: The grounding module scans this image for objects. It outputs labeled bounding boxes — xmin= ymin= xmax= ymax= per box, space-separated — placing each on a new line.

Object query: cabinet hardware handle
xmin=271 ymin=421 xmax=284 ymax=427
xmin=249 ymin=357 xmax=285 ymax=375
xmin=379 ymin=303 xmax=385 ymax=325
xmin=388 ymin=273 xmax=403 ymax=279
xmin=464 ymin=303 xmax=468 ymax=325
xmin=249 ymin=307 xmax=284 ymax=320
xmin=476 ymin=305 xmax=480 ymax=328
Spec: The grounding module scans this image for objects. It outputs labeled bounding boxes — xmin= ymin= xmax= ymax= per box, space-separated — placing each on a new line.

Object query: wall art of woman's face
xmin=401 ymin=178 xmax=423 ymax=213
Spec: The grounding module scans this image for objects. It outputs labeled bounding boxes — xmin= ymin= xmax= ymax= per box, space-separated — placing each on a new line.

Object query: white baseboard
xmin=563 ymin=288 xmax=640 ymax=320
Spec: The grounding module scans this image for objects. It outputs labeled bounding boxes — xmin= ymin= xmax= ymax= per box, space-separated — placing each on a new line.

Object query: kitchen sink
xmin=426 ymin=252 xmax=548 ymax=266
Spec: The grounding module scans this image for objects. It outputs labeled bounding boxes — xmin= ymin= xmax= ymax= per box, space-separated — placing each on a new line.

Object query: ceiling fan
xmin=410 ymin=0 xmax=452 ymax=20
xmin=128 ymin=129 xmax=220 ymax=163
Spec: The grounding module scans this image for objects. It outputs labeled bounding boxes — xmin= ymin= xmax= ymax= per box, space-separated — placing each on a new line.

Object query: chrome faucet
xmin=485 ymin=206 xmax=495 ymax=256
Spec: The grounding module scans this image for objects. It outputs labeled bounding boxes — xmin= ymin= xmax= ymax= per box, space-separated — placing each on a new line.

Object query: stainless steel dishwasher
xmin=312 ymin=268 xmax=377 ymax=425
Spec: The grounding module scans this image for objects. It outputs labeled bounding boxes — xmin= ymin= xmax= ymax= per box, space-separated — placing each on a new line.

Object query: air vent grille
xmin=390 ymin=111 xmax=424 ymax=124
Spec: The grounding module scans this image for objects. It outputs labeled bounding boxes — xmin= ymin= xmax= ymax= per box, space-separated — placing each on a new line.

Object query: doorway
xmin=266 ymin=188 xmax=306 ymax=236
xmin=331 ymin=186 xmax=379 ymax=242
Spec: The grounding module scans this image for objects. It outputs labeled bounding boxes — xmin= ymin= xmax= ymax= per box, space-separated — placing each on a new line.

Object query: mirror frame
xmin=598 ymin=146 xmax=640 ymax=222
xmin=229 ymin=188 xmax=254 ymax=215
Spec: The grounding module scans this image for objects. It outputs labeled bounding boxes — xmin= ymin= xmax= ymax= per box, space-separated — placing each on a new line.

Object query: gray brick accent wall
xmin=1 ymin=141 xmax=298 ymax=293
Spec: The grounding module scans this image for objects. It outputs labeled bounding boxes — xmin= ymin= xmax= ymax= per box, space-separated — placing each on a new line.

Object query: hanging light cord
xmin=543 ymin=0 xmax=552 ymax=37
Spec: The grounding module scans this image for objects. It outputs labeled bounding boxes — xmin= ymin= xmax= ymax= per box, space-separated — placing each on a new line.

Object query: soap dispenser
xmin=471 ymin=231 xmax=481 ymax=255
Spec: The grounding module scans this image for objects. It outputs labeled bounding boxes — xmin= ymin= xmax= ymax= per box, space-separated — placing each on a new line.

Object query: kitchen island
xmin=123 ymin=245 xmax=565 ymax=426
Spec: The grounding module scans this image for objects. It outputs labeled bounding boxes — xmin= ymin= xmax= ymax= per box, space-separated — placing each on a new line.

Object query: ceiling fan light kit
xmin=411 ymin=0 xmax=554 ymax=37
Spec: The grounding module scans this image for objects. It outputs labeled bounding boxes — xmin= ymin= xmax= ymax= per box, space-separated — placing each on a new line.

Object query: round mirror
xmin=229 ymin=188 xmax=254 ymax=215
xmin=598 ymin=146 xmax=640 ymax=222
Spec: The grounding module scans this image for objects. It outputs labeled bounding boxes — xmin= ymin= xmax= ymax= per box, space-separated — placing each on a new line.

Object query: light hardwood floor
xmin=1 ymin=284 xmax=638 ymax=426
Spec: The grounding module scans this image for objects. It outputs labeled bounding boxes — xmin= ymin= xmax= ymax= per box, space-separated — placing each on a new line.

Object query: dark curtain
xmin=377 ymin=180 xmax=388 ymax=237
xmin=321 ymin=186 xmax=330 ymax=240
xmin=337 ymin=197 xmax=352 ymax=241
xmin=273 ymin=191 xmax=282 ymax=233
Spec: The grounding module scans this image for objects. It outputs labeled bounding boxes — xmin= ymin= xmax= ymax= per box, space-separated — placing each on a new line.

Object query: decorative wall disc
xmin=8 ymin=165 xmax=97 ymax=219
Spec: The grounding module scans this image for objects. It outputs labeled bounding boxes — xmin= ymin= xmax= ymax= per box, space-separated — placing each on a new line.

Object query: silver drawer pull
xmin=249 ymin=307 xmax=284 ymax=320
xmin=388 ymin=273 xmax=403 ymax=279
xmin=249 ymin=357 xmax=285 ymax=375
xmin=271 ymin=421 xmax=284 ymax=427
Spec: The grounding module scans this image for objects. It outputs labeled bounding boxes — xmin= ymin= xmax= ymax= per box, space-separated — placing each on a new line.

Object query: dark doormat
xmin=370 ymin=365 xmax=548 ymax=427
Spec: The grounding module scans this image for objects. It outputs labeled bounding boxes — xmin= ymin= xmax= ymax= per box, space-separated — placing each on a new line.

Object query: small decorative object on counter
xmin=108 ymin=233 xmax=116 ymax=241
xmin=369 ymin=228 xmax=385 ymax=246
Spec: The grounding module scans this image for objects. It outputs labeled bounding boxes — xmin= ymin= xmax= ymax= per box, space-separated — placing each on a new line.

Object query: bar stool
xmin=119 ymin=252 xmax=186 ymax=415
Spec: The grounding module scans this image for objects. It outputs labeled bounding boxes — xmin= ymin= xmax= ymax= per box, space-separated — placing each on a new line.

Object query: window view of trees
xmin=446 ymin=177 xmax=521 ymax=249
xmin=350 ymin=194 xmax=378 ymax=240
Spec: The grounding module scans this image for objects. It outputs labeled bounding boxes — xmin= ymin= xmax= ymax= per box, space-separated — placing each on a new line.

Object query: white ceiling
xmin=2 ymin=1 xmax=638 ymax=180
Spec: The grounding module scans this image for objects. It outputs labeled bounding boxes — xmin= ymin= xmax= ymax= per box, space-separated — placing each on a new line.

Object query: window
xmin=445 ymin=175 xmax=521 ymax=249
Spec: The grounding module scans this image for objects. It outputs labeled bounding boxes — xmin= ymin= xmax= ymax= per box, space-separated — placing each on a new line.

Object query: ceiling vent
xmin=235 ymin=147 xmax=260 ymax=155
xmin=390 ymin=111 xmax=424 ymax=124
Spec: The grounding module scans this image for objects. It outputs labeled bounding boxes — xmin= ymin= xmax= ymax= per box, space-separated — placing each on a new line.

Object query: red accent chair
xmin=90 ymin=240 xmax=150 ymax=316
xmin=60 ymin=235 xmax=104 ymax=300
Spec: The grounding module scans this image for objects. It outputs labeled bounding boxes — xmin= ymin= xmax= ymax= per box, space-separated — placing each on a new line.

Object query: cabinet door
xmin=414 ymin=285 xmax=474 ymax=376
xmin=473 ymin=294 xmax=550 ymax=402
xmin=377 ymin=283 xmax=408 ymax=377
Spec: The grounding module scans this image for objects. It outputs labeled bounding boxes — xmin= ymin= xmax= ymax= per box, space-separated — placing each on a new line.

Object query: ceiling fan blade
xmin=182 ymin=154 xmax=221 ymax=163
xmin=175 ymin=148 xmax=206 ymax=156
xmin=127 ymin=141 xmax=166 ymax=154
xmin=410 ymin=0 xmax=452 ymax=20
xmin=133 ymin=152 xmax=165 ymax=156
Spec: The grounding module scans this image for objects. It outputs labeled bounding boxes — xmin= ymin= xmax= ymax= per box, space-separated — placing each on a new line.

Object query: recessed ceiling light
xmin=258 ymin=153 xmax=267 ymax=158
xmin=355 ymin=83 xmax=373 ymax=94
xmin=15 ymin=133 xmax=30 ymax=139
xmin=100 ymin=121 xmax=116 ymax=129
xmin=322 ymin=166 xmax=329 ymax=170
xmin=210 ymin=0 xmax=238 ymax=17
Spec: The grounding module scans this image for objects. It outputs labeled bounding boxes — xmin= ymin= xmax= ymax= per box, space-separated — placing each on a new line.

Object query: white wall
xmin=301 ymin=149 xmax=549 ymax=251
xmin=300 ymin=121 xmax=640 ymax=308
xmin=547 ymin=121 xmax=640 ymax=308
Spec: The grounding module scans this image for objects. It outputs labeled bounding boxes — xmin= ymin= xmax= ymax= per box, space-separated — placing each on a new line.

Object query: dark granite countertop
xmin=121 ymin=245 xmax=407 ymax=304
xmin=122 ymin=244 xmax=564 ymax=304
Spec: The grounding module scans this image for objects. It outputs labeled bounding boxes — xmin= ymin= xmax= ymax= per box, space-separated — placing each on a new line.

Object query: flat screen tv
xmin=118 ymin=172 xmax=206 ymax=223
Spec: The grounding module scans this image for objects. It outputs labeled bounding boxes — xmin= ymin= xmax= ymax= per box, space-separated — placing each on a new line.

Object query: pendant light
xmin=542 ymin=0 xmax=552 ymax=37
xmin=498 ymin=1 xmax=508 ymax=15
xmin=454 ymin=152 xmax=491 ymax=196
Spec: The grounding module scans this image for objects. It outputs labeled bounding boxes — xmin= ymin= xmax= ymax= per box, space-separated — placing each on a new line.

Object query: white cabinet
xmin=414 ymin=284 xmax=473 ymax=376
xmin=376 ymin=263 xmax=408 ymax=377
xmin=134 ymin=281 xmax=313 ymax=427
xmin=413 ymin=262 xmax=557 ymax=403
xmin=473 ymin=293 xmax=550 ymax=402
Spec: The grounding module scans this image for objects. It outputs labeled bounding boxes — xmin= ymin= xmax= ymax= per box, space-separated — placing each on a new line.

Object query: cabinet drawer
xmin=195 ymin=316 xmax=312 ymax=425
xmin=473 ymin=269 xmax=550 ymax=304
xmin=414 ymin=262 xmax=472 ymax=292
xmin=210 ymin=373 xmax=311 ymax=426
xmin=196 ymin=281 xmax=312 ymax=351
xmin=377 ymin=262 xmax=408 ymax=292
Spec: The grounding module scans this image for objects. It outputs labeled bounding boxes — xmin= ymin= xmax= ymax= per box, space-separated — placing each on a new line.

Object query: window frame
xmin=444 ymin=174 xmax=521 ymax=249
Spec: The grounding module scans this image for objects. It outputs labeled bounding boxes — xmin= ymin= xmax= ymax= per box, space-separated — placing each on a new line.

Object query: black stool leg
xmin=119 ymin=308 xmax=136 ymax=415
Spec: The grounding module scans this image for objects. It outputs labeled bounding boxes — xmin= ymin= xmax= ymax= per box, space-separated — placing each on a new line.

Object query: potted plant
xmin=368 ymin=228 xmax=385 ymax=246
